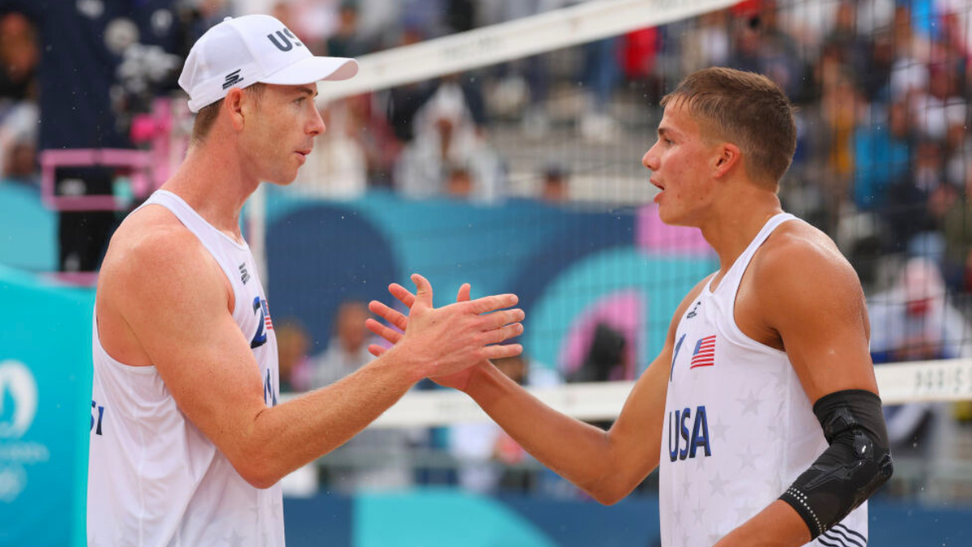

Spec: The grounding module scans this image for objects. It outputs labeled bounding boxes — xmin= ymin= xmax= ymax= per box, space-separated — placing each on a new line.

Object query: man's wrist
xmin=376 ymin=343 xmax=430 ymax=386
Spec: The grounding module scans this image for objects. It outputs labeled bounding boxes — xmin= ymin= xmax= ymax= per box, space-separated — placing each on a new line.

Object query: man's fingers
xmin=365 ymin=317 xmax=403 ymax=344
xmin=466 ymin=293 xmax=519 ymax=314
xmin=368 ymin=344 xmax=388 ymax=358
xmin=411 ymin=273 xmax=433 ymax=309
xmin=481 ymin=343 xmax=524 ymax=361
xmin=389 ymin=283 xmax=416 ymax=308
xmin=482 ymin=308 xmax=525 ymax=330
xmin=483 ymin=322 xmax=524 ymax=345
xmin=457 ymin=283 xmax=471 ymax=302
xmin=368 ymin=300 xmax=409 ymax=332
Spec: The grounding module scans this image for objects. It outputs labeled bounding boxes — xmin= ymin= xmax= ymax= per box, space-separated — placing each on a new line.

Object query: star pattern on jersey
xmin=709 ymin=415 xmax=732 ymax=444
xmin=692 ymin=496 xmax=706 ymax=526
xmin=736 ymin=443 xmax=761 ymax=471
xmin=709 ymin=471 xmax=730 ymax=497
xmin=737 ymin=389 xmax=762 ymax=417
xmin=680 ymin=527 xmax=692 ymax=547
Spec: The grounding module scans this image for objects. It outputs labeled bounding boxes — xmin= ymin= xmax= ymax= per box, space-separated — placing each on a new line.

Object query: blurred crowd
xmin=3 ymin=0 xmax=972 ymax=496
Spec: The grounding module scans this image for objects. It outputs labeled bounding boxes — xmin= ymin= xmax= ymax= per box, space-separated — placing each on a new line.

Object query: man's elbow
xmin=590 ymin=490 xmax=625 ymax=506
xmin=231 ymin=450 xmax=283 ymax=490
xmin=585 ymin=478 xmax=637 ymax=506
xmin=238 ymin=467 xmax=282 ymax=490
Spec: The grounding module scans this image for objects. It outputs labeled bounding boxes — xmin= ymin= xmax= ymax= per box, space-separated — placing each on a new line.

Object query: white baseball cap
xmin=178 ymin=15 xmax=359 ymax=113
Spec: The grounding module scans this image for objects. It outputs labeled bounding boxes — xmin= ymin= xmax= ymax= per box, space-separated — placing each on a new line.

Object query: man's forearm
xmin=713 ymin=500 xmax=811 ymax=547
xmin=463 ymin=363 xmax=629 ymax=503
xmin=242 ymin=347 xmax=420 ymax=487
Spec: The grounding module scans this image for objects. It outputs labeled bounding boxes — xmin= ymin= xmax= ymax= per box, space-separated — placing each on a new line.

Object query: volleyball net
xmin=253 ymin=0 xmax=972 ymax=524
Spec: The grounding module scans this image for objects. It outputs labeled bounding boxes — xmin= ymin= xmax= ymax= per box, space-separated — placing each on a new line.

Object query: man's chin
xmin=264 ymin=172 xmax=300 ymax=186
xmin=657 ymin=209 xmax=697 ymax=229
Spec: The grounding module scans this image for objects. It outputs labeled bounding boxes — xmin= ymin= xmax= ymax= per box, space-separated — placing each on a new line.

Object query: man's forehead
xmin=657 ymin=105 xmax=693 ymax=135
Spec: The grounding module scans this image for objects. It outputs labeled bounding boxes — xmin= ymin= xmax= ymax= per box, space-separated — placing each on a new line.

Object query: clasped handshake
xmin=364 ymin=273 xmax=524 ymax=388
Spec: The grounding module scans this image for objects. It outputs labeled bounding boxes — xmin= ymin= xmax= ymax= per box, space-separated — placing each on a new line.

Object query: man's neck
xmin=698 ymin=186 xmax=784 ymax=276
xmin=160 ymin=145 xmax=260 ymax=244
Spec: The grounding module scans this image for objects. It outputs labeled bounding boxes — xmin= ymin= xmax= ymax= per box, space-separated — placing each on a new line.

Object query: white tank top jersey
xmin=87 ymin=190 xmax=284 ymax=547
xmin=658 ymin=213 xmax=868 ymax=547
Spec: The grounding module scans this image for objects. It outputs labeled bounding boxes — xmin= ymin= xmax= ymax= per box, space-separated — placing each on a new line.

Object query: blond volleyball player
xmin=369 ymin=68 xmax=892 ymax=547
xmin=86 ymin=15 xmax=524 ymax=547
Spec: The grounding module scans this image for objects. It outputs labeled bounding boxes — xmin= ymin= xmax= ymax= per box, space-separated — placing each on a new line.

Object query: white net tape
xmin=281 ymin=359 xmax=972 ymax=428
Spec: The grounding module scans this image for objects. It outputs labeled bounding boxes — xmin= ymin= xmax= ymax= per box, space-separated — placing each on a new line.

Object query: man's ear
xmin=713 ymin=142 xmax=741 ymax=179
xmin=224 ymin=88 xmax=246 ymax=131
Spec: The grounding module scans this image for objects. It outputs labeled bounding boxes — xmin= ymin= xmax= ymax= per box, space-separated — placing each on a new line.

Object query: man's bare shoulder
xmin=753 ymin=219 xmax=863 ymax=305
xmin=99 ymin=206 xmax=222 ymax=301
xmin=759 ymin=220 xmax=852 ymax=271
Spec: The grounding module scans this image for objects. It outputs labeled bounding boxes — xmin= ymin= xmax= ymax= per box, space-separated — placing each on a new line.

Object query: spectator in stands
xmin=822 ymin=0 xmax=871 ymax=82
xmin=868 ymin=257 xmax=971 ymax=459
xmin=853 ymin=99 xmax=912 ymax=212
xmin=869 ymin=257 xmax=971 ymax=364
xmin=885 ymin=139 xmax=944 ymax=254
xmin=276 ymin=319 xmax=313 ymax=393
xmin=0 ymin=12 xmax=36 ymax=101
xmin=0 ymin=12 xmax=37 ymax=181
xmin=540 ymin=163 xmax=570 ymax=204
xmin=326 ymin=2 xmax=370 ymax=58
xmin=394 ymin=77 xmax=505 ymax=203
xmin=313 ymin=300 xmax=376 ymax=387
xmin=569 ymin=323 xmax=629 ymax=383
xmin=1 ymin=139 xmax=36 ymax=186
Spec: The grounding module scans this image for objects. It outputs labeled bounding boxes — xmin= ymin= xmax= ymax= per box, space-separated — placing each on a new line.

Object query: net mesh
xmin=256 ymin=0 xmax=972 ymax=535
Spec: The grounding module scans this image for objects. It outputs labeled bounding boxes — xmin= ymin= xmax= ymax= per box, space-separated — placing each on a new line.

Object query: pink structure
xmin=40 ymin=98 xmax=178 ymax=212
xmin=559 ymin=291 xmax=644 ymax=380
xmin=40 ymin=148 xmax=151 ymax=211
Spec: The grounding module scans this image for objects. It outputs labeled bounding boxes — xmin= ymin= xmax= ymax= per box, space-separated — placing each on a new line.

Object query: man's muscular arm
xmin=368 ymin=276 xmax=713 ymax=504
xmin=714 ymin=229 xmax=892 ymax=547
xmin=110 ymin=230 xmax=523 ymax=489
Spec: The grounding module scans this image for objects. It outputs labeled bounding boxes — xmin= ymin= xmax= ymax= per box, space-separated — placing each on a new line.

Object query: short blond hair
xmin=190 ymin=83 xmax=267 ymax=145
xmin=661 ymin=67 xmax=797 ymax=184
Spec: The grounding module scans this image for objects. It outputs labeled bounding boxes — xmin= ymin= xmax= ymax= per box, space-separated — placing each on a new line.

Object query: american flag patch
xmin=261 ymin=299 xmax=274 ymax=330
xmin=690 ymin=335 xmax=716 ymax=369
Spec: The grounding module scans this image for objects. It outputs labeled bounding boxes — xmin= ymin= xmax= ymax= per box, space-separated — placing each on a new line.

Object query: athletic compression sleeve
xmin=779 ymin=389 xmax=894 ymax=539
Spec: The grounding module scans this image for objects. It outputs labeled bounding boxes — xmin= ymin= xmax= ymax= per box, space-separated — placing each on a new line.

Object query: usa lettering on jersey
xmin=668 ymin=405 xmax=712 ymax=462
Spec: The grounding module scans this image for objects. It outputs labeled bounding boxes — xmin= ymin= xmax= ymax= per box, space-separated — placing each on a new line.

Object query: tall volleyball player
xmin=87 ymin=15 xmax=525 ymax=547
xmin=369 ymin=67 xmax=893 ymax=547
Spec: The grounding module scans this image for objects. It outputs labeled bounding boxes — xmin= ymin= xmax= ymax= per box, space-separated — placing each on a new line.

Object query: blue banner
xmin=0 ymin=266 xmax=93 ymax=547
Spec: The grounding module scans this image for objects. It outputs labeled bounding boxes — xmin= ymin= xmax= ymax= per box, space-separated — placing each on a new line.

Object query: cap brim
xmin=261 ymin=57 xmax=359 ymax=85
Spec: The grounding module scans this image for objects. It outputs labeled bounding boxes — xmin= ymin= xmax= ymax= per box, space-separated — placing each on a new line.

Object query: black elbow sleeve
xmin=779 ymin=389 xmax=894 ymax=539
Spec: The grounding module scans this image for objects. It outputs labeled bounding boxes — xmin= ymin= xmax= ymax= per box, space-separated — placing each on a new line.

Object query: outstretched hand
xmin=367 ymin=279 xmax=515 ymax=390
xmin=367 ymin=275 xmax=523 ymax=383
